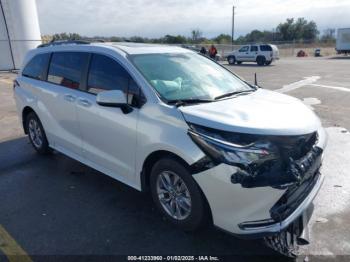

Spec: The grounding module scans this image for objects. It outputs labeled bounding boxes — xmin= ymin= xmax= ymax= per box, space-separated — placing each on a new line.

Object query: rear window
xmin=48 ymin=52 xmax=89 ymax=89
xmin=22 ymin=53 xmax=50 ymax=80
xmin=260 ymin=45 xmax=273 ymax=51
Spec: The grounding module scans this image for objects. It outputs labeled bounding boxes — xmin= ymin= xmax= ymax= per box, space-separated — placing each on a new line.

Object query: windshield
xmin=130 ymin=52 xmax=253 ymax=102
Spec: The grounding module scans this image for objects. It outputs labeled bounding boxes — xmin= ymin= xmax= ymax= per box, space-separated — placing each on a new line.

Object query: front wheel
xmin=265 ymin=60 xmax=272 ymax=65
xmin=227 ymin=56 xmax=236 ymax=65
xmin=150 ymin=157 xmax=209 ymax=231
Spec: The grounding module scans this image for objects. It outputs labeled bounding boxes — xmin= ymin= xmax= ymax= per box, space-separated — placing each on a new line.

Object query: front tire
xmin=227 ymin=56 xmax=236 ymax=65
xmin=265 ymin=60 xmax=272 ymax=65
xmin=26 ymin=112 xmax=51 ymax=154
xmin=150 ymin=157 xmax=209 ymax=231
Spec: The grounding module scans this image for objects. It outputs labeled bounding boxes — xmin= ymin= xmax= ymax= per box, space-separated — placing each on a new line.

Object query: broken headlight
xmin=187 ymin=125 xmax=278 ymax=167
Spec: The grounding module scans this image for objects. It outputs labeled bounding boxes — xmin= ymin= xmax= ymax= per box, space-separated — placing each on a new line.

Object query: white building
xmin=0 ymin=0 xmax=41 ymax=70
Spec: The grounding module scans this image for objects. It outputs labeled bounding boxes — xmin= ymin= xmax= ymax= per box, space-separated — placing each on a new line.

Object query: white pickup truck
xmin=336 ymin=28 xmax=350 ymax=55
xmin=227 ymin=44 xmax=279 ymax=66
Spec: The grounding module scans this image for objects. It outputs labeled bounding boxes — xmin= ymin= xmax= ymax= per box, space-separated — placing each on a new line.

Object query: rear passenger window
xmin=48 ymin=52 xmax=89 ymax=89
xmin=22 ymin=53 xmax=50 ymax=81
xmin=260 ymin=45 xmax=273 ymax=51
xmin=250 ymin=46 xmax=258 ymax=52
xmin=87 ymin=54 xmax=129 ymax=94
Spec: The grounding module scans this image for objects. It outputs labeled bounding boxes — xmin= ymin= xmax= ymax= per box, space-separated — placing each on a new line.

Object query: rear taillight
xmin=270 ymin=52 xmax=273 ymax=57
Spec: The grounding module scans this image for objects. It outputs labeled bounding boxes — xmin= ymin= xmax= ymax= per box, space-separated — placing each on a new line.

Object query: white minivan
xmin=14 ymin=41 xmax=326 ymax=253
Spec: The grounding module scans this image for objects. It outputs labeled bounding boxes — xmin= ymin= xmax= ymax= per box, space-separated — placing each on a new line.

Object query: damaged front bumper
xmin=192 ymin=127 xmax=327 ymax=238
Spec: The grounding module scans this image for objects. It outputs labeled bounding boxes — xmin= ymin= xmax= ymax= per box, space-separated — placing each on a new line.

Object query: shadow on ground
xmin=0 ymin=137 xmax=294 ymax=261
xmin=328 ymin=56 xmax=350 ymax=60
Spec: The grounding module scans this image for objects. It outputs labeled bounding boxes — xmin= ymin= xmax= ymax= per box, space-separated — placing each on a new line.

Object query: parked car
xmin=14 ymin=42 xmax=327 ymax=254
xmin=227 ymin=44 xmax=279 ymax=66
xmin=314 ymin=48 xmax=321 ymax=57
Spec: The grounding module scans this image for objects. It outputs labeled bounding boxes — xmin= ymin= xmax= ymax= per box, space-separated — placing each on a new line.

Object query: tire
xmin=227 ymin=56 xmax=236 ymax=65
xmin=26 ymin=112 xmax=51 ymax=154
xmin=237 ymin=61 xmax=242 ymax=65
xmin=150 ymin=157 xmax=209 ymax=231
xmin=257 ymin=56 xmax=266 ymax=66
xmin=265 ymin=60 xmax=272 ymax=66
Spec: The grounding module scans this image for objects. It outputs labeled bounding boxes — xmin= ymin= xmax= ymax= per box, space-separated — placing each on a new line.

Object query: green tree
xmin=191 ymin=29 xmax=203 ymax=43
xmin=276 ymin=18 xmax=319 ymax=41
xmin=321 ymin=28 xmax=336 ymax=43
xmin=52 ymin=32 xmax=83 ymax=41
xmin=213 ymin=34 xmax=231 ymax=44
xmin=163 ymin=35 xmax=187 ymax=44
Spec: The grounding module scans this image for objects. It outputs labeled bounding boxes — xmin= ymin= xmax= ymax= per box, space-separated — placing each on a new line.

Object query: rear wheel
xmin=237 ymin=61 xmax=242 ymax=65
xmin=257 ymin=56 xmax=266 ymax=66
xmin=265 ymin=60 xmax=272 ymax=66
xmin=26 ymin=112 xmax=51 ymax=154
xmin=227 ymin=56 xmax=236 ymax=65
xmin=150 ymin=157 xmax=209 ymax=231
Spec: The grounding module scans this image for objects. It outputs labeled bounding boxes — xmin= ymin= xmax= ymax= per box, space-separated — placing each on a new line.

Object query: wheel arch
xmin=22 ymin=106 xmax=37 ymax=134
xmin=141 ymin=150 xmax=190 ymax=192
xmin=140 ymin=150 xmax=214 ymax=224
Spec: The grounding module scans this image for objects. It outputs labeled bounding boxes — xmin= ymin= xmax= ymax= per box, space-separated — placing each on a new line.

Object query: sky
xmin=36 ymin=0 xmax=350 ymax=38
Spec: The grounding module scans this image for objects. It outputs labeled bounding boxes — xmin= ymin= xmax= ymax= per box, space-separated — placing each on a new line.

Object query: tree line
xmin=42 ymin=18 xmax=336 ymax=45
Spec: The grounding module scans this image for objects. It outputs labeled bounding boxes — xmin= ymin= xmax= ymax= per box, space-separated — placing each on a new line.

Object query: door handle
xmin=77 ymin=98 xmax=92 ymax=107
xmin=64 ymin=94 xmax=76 ymax=102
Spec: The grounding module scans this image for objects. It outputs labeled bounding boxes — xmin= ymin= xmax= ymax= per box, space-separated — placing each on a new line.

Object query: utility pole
xmin=231 ymin=4 xmax=235 ymax=50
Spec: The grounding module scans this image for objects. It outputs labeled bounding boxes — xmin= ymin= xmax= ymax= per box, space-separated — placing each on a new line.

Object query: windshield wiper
xmin=214 ymin=89 xmax=255 ymax=100
xmin=168 ymin=98 xmax=214 ymax=107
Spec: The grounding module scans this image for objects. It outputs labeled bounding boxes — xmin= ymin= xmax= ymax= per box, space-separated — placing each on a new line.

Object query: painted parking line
xmin=0 ymin=225 xmax=32 ymax=262
xmin=276 ymin=76 xmax=320 ymax=93
xmin=276 ymin=76 xmax=350 ymax=94
xmin=309 ymin=83 xmax=350 ymax=93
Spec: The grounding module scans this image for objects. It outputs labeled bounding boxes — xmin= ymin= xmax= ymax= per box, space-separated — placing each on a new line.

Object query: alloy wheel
xmin=156 ymin=171 xmax=192 ymax=220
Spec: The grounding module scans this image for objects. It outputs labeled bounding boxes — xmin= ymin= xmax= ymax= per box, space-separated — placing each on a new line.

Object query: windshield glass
xmin=130 ymin=52 xmax=252 ymax=101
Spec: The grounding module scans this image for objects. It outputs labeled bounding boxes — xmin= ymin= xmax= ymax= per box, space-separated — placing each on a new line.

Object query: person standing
xmin=200 ymin=46 xmax=207 ymax=55
xmin=208 ymin=44 xmax=218 ymax=60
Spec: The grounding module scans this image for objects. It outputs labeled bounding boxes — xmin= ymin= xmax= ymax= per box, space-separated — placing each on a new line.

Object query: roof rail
xmin=37 ymin=40 xmax=91 ymax=48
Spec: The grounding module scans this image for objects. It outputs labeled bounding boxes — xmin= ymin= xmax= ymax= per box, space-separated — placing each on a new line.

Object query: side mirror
xmin=96 ymin=90 xmax=133 ymax=114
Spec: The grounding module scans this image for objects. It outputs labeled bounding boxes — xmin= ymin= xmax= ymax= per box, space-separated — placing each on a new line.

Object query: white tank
xmin=0 ymin=0 xmax=41 ymax=70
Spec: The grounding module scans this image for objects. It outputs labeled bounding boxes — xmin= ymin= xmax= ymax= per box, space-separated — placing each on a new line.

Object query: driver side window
xmin=239 ymin=46 xmax=249 ymax=52
xmin=87 ymin=54 xmax=145 ymax=107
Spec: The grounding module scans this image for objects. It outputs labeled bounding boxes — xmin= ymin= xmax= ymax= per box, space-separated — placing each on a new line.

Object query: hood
xmin=179 ymin=89 xmax=321 ymax=136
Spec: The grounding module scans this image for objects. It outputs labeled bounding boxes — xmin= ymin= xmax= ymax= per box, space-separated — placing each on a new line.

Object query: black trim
xmin=190 ymin=156 xmax=217 ymax=174
xmin=42 ymin=52 xmax=52 ymax=81
xmin=96 ymin=101 xmax=133 ymax=114
xmin=0 ymin=0 xmax=15 ymax=70
xmin=80 ymin=53 xmax=91 ymax=91
xmin=37 ymin=40 xmax=90 ymax=48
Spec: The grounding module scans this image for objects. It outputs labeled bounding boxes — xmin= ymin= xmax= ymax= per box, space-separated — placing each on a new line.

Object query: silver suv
xmin=14 ymin=41 xmax=326 ymax=248
xmin=227 ymin=44 xmax=279 ymax=66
